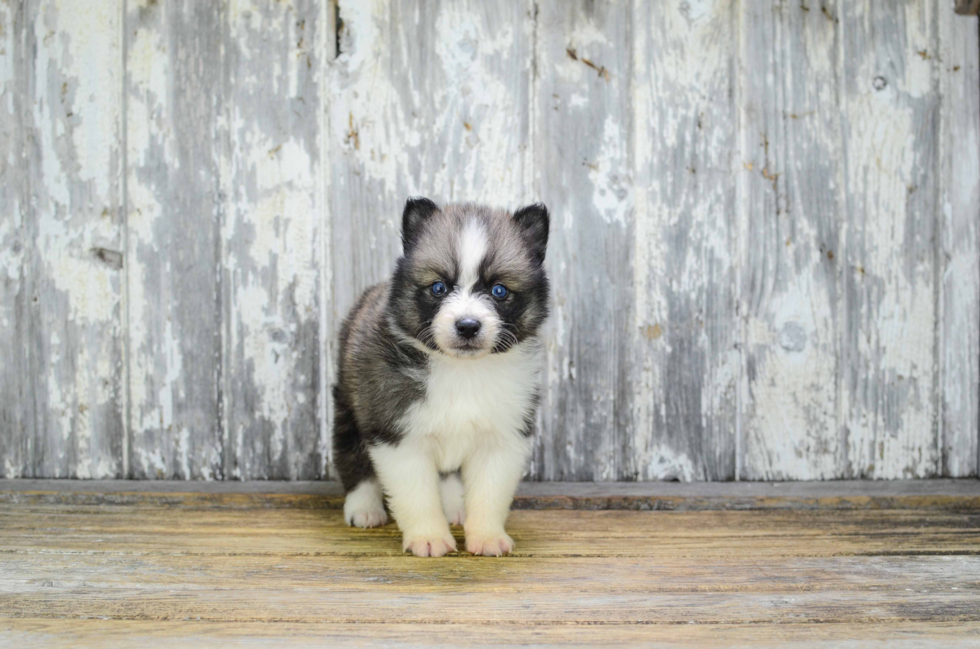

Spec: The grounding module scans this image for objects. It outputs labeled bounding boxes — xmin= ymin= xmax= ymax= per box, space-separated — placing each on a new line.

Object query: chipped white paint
xmin=632 ymin=0 xmax=738 ymax=480
xmin=739 ymin=0 xmax=842 ymax=480
xmin=221 ymin=0 xmax=323 ymax=480
xmin=1 ymin=0 xmax=978 ymax=481
xmin=939 ymin=0 xmax=980 ymax=477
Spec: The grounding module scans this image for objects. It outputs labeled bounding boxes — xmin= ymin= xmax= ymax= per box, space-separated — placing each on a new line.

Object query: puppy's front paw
xmin=465 ymin=530 xmax=515 ymax=557
xmin=403 ymin=531 xmax=457 ymax=558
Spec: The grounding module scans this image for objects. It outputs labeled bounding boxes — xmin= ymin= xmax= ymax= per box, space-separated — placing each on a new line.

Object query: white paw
xmin=349 ymin=508 xmax=388 ymax=528
xmin=344 ymin=479 xmax=388 ymax=528
xmin=465 ymin=529 xmax=514 ymax=557
xmin=403 ymin=531 xmax=457 ymax=558
xmin=440 ymin=473 xmax=466 ymax=526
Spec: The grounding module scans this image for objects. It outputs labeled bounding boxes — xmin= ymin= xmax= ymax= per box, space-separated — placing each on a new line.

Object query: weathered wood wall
xmin=1 ymin=0 xmax=978 ymax=481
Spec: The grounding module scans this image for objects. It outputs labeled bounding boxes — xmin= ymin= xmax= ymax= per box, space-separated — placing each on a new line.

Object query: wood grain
xmin=839 ymin=0 xmax=941 ymax=478
xmin=8 ymin=0 xmax=125 ymax=478
xmin=1 ymin=488 xmax=979 ymax=645
xmin=534 ymin=0 xmax=636 ymax=480
xmin=125 ymin=0 xmax=223 ymax=479
xmin=220 ymin=0 xmax=325 ymax=479
xmin=5 ymin=620 xmax=980 ymax=649
xmin=0 ymin=0 xmax=30 ymax=478
xmin=738 ymin=0 xmax=843 ymax=480
xmin=2 ymin=1 xmax=979 ymax=481
xmin=631 ymin=1 xmax=738 ymax=481
xmin=939 ymin=9 xmax=980 ymax=477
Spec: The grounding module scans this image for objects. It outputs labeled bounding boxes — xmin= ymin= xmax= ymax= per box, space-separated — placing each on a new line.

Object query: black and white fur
xmin=332 ymin=198 xmax=549 ymax=557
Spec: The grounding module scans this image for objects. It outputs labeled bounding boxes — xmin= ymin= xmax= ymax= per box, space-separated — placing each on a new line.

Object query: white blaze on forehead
xmin=458 ymin=220 xmax=488 ymax=290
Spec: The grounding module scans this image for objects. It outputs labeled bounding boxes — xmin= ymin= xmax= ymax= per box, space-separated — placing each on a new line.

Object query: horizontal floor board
xmin=2 ymin=483 xmax=979 ymax=645
xmin=2 ymin=479 xmax=979 ymax=512
xmin=4 ymin=620 xmax=980 ymax=649
xmin=2 ymin=555 xmax=978 ymax=594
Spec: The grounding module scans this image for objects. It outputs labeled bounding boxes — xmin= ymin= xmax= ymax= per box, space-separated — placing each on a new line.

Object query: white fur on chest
xmin=397 ymin=342 xmax=541 ymax=472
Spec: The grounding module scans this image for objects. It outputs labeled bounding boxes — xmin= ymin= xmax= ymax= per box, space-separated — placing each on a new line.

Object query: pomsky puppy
xmin=332 ymin=198 xmax=549 ymax=557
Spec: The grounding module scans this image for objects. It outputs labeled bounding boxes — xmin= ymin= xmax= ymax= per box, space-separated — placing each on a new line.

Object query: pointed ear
xmin=401 ymin=197 xmax=440 ymax=253
xmin=513 ymin=203 xmax=549 ymax=265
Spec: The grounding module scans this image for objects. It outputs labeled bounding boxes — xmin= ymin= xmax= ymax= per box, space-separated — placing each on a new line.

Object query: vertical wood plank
xmin=17 ymin=0 xmax=125 ymax=478
xmin=632 ymin=0 xmax=738 ymax=481
xmin=221 ymin=0 xmax=324 ymax=480
xmin=0 ymin=1 xmax=32 ymax=477
xmin=326 ymin=1 xmax=532 ymax=476
xmin=126 ymin=0 xmax=223 ymax=479
xmin=938 ymin=11 xmax=979 ymax=477
xmin=533 ymin=0 xmax=634 ymax=480
xmin=738 ymin=0 xmax=844 ymax=479
xmin=839 ymin=0 xmax=940 ymax=478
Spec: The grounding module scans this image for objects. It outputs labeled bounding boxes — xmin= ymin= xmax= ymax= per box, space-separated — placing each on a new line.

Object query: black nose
xmin=455 ymin=318 xmax=481 ymax=339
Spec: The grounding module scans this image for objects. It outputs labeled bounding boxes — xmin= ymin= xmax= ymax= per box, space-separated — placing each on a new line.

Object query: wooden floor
xmin=1 ymin=480 xmax=979 ymax=647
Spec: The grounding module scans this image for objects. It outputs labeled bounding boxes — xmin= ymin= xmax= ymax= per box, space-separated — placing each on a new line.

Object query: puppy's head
xmin=390 ymin=198 xmax=550 ymax=359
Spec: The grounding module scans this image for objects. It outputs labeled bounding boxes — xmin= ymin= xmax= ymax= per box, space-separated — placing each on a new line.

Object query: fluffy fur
xmin=332 ymin=199 xmax=550 ymax=557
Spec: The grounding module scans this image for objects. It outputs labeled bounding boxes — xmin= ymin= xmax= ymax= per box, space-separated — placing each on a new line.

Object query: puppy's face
xmin=391 ymin=200 xmax=550 ymax=359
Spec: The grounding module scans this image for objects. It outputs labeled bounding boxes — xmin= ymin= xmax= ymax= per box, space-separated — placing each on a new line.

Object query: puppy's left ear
xmin=513 ymin=203 xmax=549 ymax=265
xmin=401 ymin=197 xmax=440 ymax=253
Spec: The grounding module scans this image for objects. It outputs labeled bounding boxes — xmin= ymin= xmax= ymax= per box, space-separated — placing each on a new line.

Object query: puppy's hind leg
xmin=333 ymin=386 xmax=388 ymax=528
xmin=440 ymin=472 xmax=466 ymax=526
xmin=344 ymin=479 xmax=388 ymax=528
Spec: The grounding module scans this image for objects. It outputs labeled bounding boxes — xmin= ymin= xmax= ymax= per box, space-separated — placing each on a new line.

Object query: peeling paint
xmin=1 ymin=0 xmax=978 ymax=481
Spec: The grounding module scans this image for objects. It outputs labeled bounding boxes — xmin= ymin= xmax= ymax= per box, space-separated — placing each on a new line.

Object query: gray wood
xmin=1 ymin=0 xmax=979 ymax=482
xmin=3 ymin=477 xmax=977 ymax=497
xmin=939 ymin=6 xmax=980 ymax=477
xmin=325 ymin=0 xmax=533 ymax=477
xmin=4 ymin=1 xmax=125 ymax=479
xmin=739 ymin=0 xmax=843 ymax=479
xmin=125 ymin=0 xmax=223 ymax=479
xmin=839 ymin=1 xmax=941 ymax=478
xmin=2 ymin=478 xmax=979 ymax=514
xmin=631 ymin=1 xmax=738 ymax=481
xmin=220 ymin=0 xmax=326 ymax=479
xmin=0 ymin=0 xmax=31 ymax=478
xmin=533 ymin=0 xmax=636 ymax=480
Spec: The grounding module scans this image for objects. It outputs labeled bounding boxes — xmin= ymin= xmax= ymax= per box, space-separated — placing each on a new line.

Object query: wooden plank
xmin=2 ymin=505 xmax=978 ymax=557
xmin=2 ymin=492 xmax=979 ymax=644
xmin=6 ymin=553 xmax=979 ymax=595
xmin=3 ymin=478 xmax=980 ymax=512
xmin=13 ymin=0 xmax=125 ymax=478
xmin=0 ymin=504 xmax=979 ymax=626
xmin=939 ymin=10 xmax=980 ymax=476
xmin=0 ymin=1 xmax=31 ymax=478
xmin=325 ymin=0 xmax=532 ymax=476
xmin=3 ymin=587 xmax=980 ymax=625
xmin=631 ymin=1 xmax=738 ymax=480
xmin=5 ymin=620 xmax=980 ymax=649
xmin=534 ymin=0 xmax=635 ymax=480
xmin=125 ymin=0 xmax=223 ymax=478
xmin=839 ymin=1 xmax=942 ymax=478
xmin=738 ymin=1 xmax=843 ymax=479
xmin=220 ymin=0 xmax=325 ymax=479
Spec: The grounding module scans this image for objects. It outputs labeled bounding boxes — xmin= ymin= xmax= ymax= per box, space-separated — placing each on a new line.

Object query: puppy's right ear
xmin=401 ymin=197 xmax=440 ymax=253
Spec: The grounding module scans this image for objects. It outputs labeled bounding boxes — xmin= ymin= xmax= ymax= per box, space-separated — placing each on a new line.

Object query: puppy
xmin=332 ymin=198 xmax=549 ymax=557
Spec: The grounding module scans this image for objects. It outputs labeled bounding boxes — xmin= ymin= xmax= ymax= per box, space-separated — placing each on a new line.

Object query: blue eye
xmin=491 ymin=284 xmax=508 ymax=299
xmin=431 ymin=281 xmax=448 ymax=296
